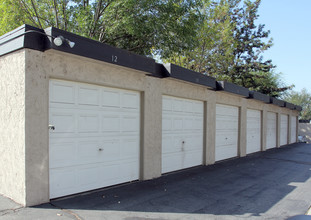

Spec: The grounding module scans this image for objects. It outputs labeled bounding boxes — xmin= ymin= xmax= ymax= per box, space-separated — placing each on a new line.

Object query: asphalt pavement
xmin=1 ymin=143 xmax=311 ymax=220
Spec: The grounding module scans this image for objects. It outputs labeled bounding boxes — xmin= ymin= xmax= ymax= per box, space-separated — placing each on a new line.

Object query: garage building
xmin=0 ymin=25 xmax=300 ymax=206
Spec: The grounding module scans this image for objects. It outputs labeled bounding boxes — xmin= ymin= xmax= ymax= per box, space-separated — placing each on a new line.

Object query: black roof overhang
xmin=159 ymin=63 xmax=217 ymax=89
xmin=248 ymin=91 xmax=270 ymax=103
xmin=270 ymin=97 xmax=285 ymax=107
xmin=216 ymin=81 xmax=249 ymax=97
xmin=0 ymin=25 xmax=155 ymax=74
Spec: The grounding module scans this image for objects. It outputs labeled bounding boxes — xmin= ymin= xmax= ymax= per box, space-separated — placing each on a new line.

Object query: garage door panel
xmin=173 ymin=118 xmax=183 ymax=130
xmin=49 ymin=80 xmax=140 ymax=199
xmin=162 ymin=154 xmax=183 ymax=173
xmin=246 ymin=109 xmax=261 ymax=154
xmin=50 ymin=141 xmax=76 ymax=169
xmin=50 ymin=168 xmax=77 ymax=198
xmin=78 ymin=114 xmax=100 ymax=133
xmin=290 ymin=116 xmax=297 ymax=143
xmin=183 ymin=101 xmax=193 ymax=113
xmin=50 ymin=112 xmax=75 ymax=134
xmin=183 ymin=117 xmax=193 ymax=130
xmin=266 ymin=112 xmax=277 ymax=149
xmin=216 ymin=104 xmax=239 ymax=161
xmin=215 ymin=145 xmax=237 ymax=161
xmin=162 ymin=95 xmax=203 ymax=173
xmin=76 ymin=165 xmax=100 ymax=188
xmin=102 ymin=115 xmax=120 ymax=132
xmin=122 ymin=92 xmax=139 ymax=109
xmin=193 ymin=102 xmax=203 ymax=114
xmin=216 ymin=114 xmax=238 ymax=129
xmin=162 ymin=117 xmax=172 ymax=131
xmin=76 ymin=140 xmax=102 ymax=163
xmin=216 ymin=104 xmax=238 ymax=116
xmin=162 ymin=136 xmax=174 ymax=153
xmin=122 ymin=116 xmax=140 ymax=132
xmin=162 ymin=97 xmax=172 ymax=111
xmin=78 ymin=86 xmax=100 ymax=106
xmin=280 ymin=114 xmax=288 ymax=146
xmin=193 ymin=117 xmax=203 ymax=130
xmin=102 ymin=90 xmax=120 ymax=108
xmin=173 ymin=99 xmax=183 ymax=112
xmin=186 ymin=135 xmax=203 ymax=150
xmin=183 ymin=151 xmax=202 ymax=167
xmin=50 ymin=81 xmax=75 ymax=105
xmin=120 ymin=138 xmax=139 ymax=159
xmin=216 ymin=131 xmax=238 ymax=146
xmin=119 ymin=161 xmax=139 ymax=180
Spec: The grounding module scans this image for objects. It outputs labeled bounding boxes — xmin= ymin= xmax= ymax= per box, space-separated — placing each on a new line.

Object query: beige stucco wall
xmin=0 ymin=50 xmax=26 ymax=205
xmin=0 ymin=48 xmax=299 ymax=206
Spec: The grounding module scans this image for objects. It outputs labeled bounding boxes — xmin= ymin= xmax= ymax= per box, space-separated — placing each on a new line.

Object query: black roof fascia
xmin=153 ymin=63 xmax=169 ymax=78
xmin=162 ymin=63 xmax=216 ymax=89
xmin=0 ymin=24 xmax=47 ymax=56
xmin=295 ymin=105 xmax=302 ymax=111
xmin=44 ymin=27 xmax=155 ymax=74
xmin=248 ymin=91 xmax=270 ymax=103
xmin=299 ymin=119 xmax=309 ymax=123
xmin=216 ymin=81 xmax=249 ymax=97
xmin=285 ymin=102 xmax=295 ymax=110
xmin=270 ymin=97 xmax=285 ymax=107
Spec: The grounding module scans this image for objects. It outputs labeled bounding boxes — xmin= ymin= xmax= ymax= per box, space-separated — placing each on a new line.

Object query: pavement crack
xmin=0 ymin=207 xmax=23 ymax=216
xmin=50 ymin=202 xmax=83 ymax=220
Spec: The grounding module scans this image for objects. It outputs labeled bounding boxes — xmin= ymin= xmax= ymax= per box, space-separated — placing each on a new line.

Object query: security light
xmin=53 ymin=36 xmax=64 ymax=46
xmin=53 ymin=36 xmax=75 ymax=48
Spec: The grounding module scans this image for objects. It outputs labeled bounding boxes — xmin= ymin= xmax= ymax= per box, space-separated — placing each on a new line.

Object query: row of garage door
xmin=49 ymin=80 xmax=297 ymax=198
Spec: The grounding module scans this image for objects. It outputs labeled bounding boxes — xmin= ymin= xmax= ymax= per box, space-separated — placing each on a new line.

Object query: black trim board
xmin=44 ymin=27 xmax=155 ymax=74
xmin=248 ymin=91 xmax=270 ymax=103
xmin=216 ymin=81 xmax=249 ymax=97
xmin=285 ymin=102 xmax=295 ymax=110
xmin=0 ymin=24 xmax=47 ymax=56
xmin=295 ymin=105 xmax=302 ymax=111
xmin=270 ymin=97 xmax=285 ymax=107
xmin=162 ymin=63 xmax=216 ymax=89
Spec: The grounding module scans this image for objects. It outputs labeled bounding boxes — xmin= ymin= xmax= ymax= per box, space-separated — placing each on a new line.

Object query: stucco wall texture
xmin=0 ymin=48 xmax=299 ymax=206
xmin=0 ymin=50 xmax=26 ymax=205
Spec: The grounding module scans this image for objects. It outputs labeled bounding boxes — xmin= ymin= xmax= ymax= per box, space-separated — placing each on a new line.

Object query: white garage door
xmin=162 ymin=96 xmax=204 ymax=173
xmin=266 ymin=112 xmax=277 ymax=149
xmin=290 ymin=116 xmax=297 ymax=143
xmin=246 ymin=109 xmax=261 ymax=154
xmin=49 ymin=80 xmax=140 ymax=198
xmin=215 ymin=104 xmax=239 ymax=161
xmin=280 ymin=114 xmax=288 ymax=146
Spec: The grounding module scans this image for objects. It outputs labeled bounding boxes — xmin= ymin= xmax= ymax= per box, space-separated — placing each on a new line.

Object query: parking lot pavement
xmin=1 ymin=143 xmax=311 ymax=220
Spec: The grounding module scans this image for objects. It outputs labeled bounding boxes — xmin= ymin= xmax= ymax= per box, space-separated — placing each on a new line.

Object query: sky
xmin=256 ymin=0 xmax=311 ymax=93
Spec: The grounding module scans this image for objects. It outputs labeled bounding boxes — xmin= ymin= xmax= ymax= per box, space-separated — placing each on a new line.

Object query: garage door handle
xmin=98 ymin=148 xmax=103 ymax=151
xmin=49 ymin=125 xmax=55 ymax=130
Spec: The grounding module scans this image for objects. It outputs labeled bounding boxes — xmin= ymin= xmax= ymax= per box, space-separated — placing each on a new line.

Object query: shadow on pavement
xmin=35 ymin=143 xmax=311 ymax=218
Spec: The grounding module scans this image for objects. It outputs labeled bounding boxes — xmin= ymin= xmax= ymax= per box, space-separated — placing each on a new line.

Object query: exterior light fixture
xmin=53 ymin=36 xmax=75 ymax=48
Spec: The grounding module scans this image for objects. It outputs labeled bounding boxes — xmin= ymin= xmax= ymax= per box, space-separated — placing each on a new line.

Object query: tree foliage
xmin=164 ymin=0 xmax=292 ymax=97
xmin=1 ymin=0 xmax=200 ymax=57
xmin=284 ymin=89 xmax=311 ymax=120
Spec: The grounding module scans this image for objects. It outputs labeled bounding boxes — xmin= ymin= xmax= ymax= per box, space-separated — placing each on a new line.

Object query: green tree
xmin=165 ymin=0 xmax=291 ymax=97
xmin=284 ymin=88 xmax=311 ymax=120
xmin=1 ymin=0 xmax=200 ymax=57
xmin=164 ymin=0 xmax=236 ymax=75
xmin=0 ymin=0 xmax=27 ymax=35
